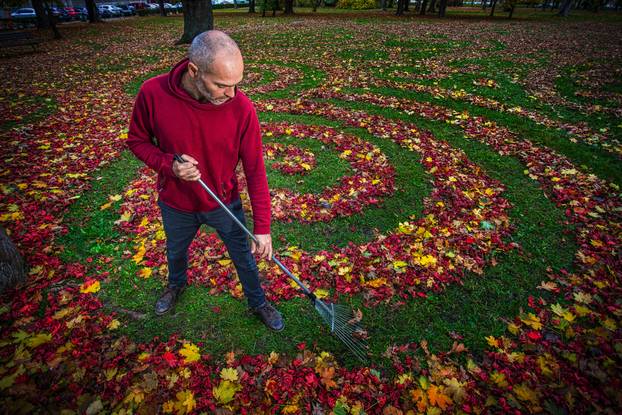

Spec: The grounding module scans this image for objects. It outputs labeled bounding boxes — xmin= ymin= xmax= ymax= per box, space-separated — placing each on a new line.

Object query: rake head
xmin=314 ymin=298 xmax=369 ymax=364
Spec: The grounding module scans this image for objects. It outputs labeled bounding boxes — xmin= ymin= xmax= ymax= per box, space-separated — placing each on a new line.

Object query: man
xmin=126 ymin=30 xmax=284 ymax=331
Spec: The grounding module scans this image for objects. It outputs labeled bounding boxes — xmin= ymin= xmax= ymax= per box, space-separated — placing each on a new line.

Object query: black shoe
xmin=155 ymin=285 xmax=186 ymax=316
xmin=251 ymin=302 xmax=285 ymax=331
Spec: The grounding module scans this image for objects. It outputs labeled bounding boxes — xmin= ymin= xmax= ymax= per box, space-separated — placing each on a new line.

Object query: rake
xmin=174 ymin=154 xmax=369 ymax=363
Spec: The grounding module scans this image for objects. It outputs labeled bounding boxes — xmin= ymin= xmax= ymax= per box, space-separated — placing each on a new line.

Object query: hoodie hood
xmin=167 ymin=58 xmax=240 ymax=111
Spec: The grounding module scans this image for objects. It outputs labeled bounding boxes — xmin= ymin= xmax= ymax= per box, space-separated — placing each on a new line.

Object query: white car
xmin=11 ymin=8 xmax=36 ymax=19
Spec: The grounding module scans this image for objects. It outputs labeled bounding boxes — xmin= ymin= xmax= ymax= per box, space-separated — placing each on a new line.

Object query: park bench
xmin=0 ymin=31 xmax=41 ymax=53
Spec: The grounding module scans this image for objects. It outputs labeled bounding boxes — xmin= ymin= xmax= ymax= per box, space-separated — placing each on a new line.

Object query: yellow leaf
xmin=213 ymin=380 xmax=240 ymax=405
xmin=396 ymin=372 xmax=412 ymax=385
xmin=117 ymin=211 xmax=132 ymax=222
xmin=179 ymin=343 xmax=200 ymax=364
xmin=99 ymin=201 xmax=112 ymax=210
xmin=573 ymin=291 xmax=592 ymax=304
xmin=491 ymin=371 xmax=508 ymax=388
xmin=80 ymin=280 xmax=100 ymax=294
xmin=443 ymin=378 xmax=466 ymax=403
xmin=109 ymin=194 xmax=122 ymax=202
xmin=507 ymin=322 xmax=520 ymax=335
xmin=133 ymin=242 xmax=146 ymax=264
xmin=174 ymin=389 xmax=196 ymax=415
xmin=0 ymin=365 xmax=24 ymax=390
xmin=138 ymin=268 xmax=152 ymax=279
xmin=314 ymin=288 xmax=329 ymax=299
xmin=520 ymin=313 xmax=542 ymax=330
xmin=218 ymin=259 xmax=232 ymax=266
xmin=220 ymin=367 xmax=238 ymax=382
xmin=513 ymin=383 xmax=539 ymax=405
xmin=107 ymin=319 xmax=120 ymax=330
xmin=485 ymin=336 xmax=499 ymax=348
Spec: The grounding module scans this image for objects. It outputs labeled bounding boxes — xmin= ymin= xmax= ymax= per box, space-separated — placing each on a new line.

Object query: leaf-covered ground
xmin=1 ymin=10 xmax=621 ymax=415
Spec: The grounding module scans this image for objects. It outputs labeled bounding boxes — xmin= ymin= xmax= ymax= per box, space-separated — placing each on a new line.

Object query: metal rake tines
xmin=315 ymin=300 xmax=369 ymax=363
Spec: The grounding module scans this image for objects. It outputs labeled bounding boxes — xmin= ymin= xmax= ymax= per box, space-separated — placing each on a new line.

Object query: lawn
xmin=1 ymin=7 xmax=621 ymax=414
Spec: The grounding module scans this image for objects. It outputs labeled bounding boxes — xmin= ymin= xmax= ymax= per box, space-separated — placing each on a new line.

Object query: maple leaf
xmin=428 ymin=385 xmax=452 ymax=410
xmin=25 ymin=332 xmax=52 ymax=348
xmin=220 ymin=367 xmax=238 ymax=382
xmin=520 ymin=313 xmax=542 ymax=330
xmin=138 ymin=267 xmax=152 ymax=278
xmin=179 ymin=343 xmax=200 ymax=364
xmin=319 ymin=366 xmax=338 ymax=389
xmin=213 ymin=380 xmax=241 ymax=405
xmin=80 ymin=280 xmax=100 ymax=294
xmin=513 ymin=383 xmax=539 ymax=405
xmin=174 ymin=389 xmax=196 ymax=415
xmin=443 ymin=378 xmax=466 ymax=403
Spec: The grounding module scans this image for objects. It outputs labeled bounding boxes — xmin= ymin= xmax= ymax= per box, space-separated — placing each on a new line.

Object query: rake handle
xmin=173 ymin=154 xmax=317 ymax=301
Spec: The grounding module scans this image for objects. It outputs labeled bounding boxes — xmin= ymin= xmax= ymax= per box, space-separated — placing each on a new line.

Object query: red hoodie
xmin=127 ymin=58 xmax=271 ymax=234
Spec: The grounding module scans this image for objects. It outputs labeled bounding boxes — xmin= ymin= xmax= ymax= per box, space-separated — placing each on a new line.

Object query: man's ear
xmin=188 ymin=62 xmax=199 ymax=78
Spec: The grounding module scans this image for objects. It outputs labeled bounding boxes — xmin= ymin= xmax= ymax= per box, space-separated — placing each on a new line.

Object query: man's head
xmin=187 ymin=30 xmax=243 ymax=105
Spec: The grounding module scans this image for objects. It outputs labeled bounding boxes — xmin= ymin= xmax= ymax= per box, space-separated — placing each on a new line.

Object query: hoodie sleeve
xmin=239 ymin=103 xmax=271 ymax=235
xmin=127 ymin=87 xmax=175 ymax=178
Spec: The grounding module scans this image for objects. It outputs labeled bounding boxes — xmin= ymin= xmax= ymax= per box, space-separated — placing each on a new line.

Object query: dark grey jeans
xmin=157 ymin=198 xmax=266 ymax=309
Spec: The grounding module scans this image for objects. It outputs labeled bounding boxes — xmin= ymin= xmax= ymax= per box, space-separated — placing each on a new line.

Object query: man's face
xmin=188 ymin=51 xmax=244 ymax=105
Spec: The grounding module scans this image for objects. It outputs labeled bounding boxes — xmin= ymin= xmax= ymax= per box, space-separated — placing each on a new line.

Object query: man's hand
xmin=251 ymin=234 xmax=273 ymax=260
xmin=173 ymin=154 xmax=201 ymax=181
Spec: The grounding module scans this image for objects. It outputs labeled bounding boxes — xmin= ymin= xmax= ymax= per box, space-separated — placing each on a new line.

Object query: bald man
xmin=127 ymin=30 xmax=284 ymax=331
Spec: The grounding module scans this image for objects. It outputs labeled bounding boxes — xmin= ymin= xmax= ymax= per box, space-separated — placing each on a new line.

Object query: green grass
xmin=264 ymin=133 xmax=352 ymax=194
xmin=0 ymin=95 xmax=57 ymax=131
xmin=52 ymin=12 xmax=615 ymax=370
xmin=360 ymin=86 xmax=622 ymax=187
xmin=58 ymin=101 xmax=574 ymax=369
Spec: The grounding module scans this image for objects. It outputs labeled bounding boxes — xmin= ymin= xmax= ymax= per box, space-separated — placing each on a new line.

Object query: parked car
xmin=98 ymin=4 xmax=122 ymax=17
xmin=10 ymin=8 xmax=36 ymax=20
xmin=116 ymin=4 xmax=136 ymax=16
xmin=128 ymin=1 xmax=148 ymax=10
xmin=63 ymin=7 xmax=80 ymax=20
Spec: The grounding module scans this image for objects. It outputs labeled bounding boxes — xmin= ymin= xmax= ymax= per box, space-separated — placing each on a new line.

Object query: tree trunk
xmin=396 ymin=0 xmax=405 ymax=15
xmin=249 ymin=0 xmax=256 ymax=12
xmin=313 ymin=0 xmax=322 ymax=12
xmin=438 ymin=0 xmax=447 ymax=16
xmin=32 ymin=0 xmax=49 ymax=28
xmin=404 ymin=0 xmax=410 ymax=11
xmin=178 ymin=0 xmax=213 ymax=44
xmin=85 ymin=0 xmax=100 ymax=23
xmin=420 ymin=0 xmax=428 ymax=13
xmin=489 ymin=0 xmax=497 ymax=16
xmin=43 ymin=1 xmax=62 ymax=39
xmin=381 ymin=0 xmax=387 ymax=9
xmin=388 ymin=0 xmax=395 ymax=8
xmin=558 ymin=0 xmax=572 ymax=15
xmin=508 ymin=4 xmax=514 ymax=17
xmin=428 ymin=0 xmax=437 ymax=12
xmin=482 ymin=0 xmax=487 ymax=9
xmin=0 ymin=226 xmax=26 ymax=295
xmin=159 ymin=0 xmax=168 ymax=16
xmin=284 ymin=0 xmax=294 ymax=14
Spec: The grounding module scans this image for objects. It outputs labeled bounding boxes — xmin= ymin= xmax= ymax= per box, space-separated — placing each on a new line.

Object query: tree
xmin=249 ymin=0 xmax=256 ymax=12
xmin=85 ymin=0 xmax=101 ymax=23
xmin=396 ymin=0 xmax=407 ymax=14
xmin=438 ymin=0 xmax=447 ymax=16
xmin=159 ymin=0 xmax=168 ymax=16
xmin=558 ymin=0 xmax=572 ymax=15
xmin=0 ymin=226 xmax=26 ymax=295
xmin=178 ymin=0 xmax=213 ymax=44
xmin=284 ymin=0 xmax=294 ymax=14
xmin=428 ymin=0 xmax=437 ymax=12
xmin=420 ymin=0 xmax=428 ymax=14
xmin=489 ymin=0 xmax=498 ymax=16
